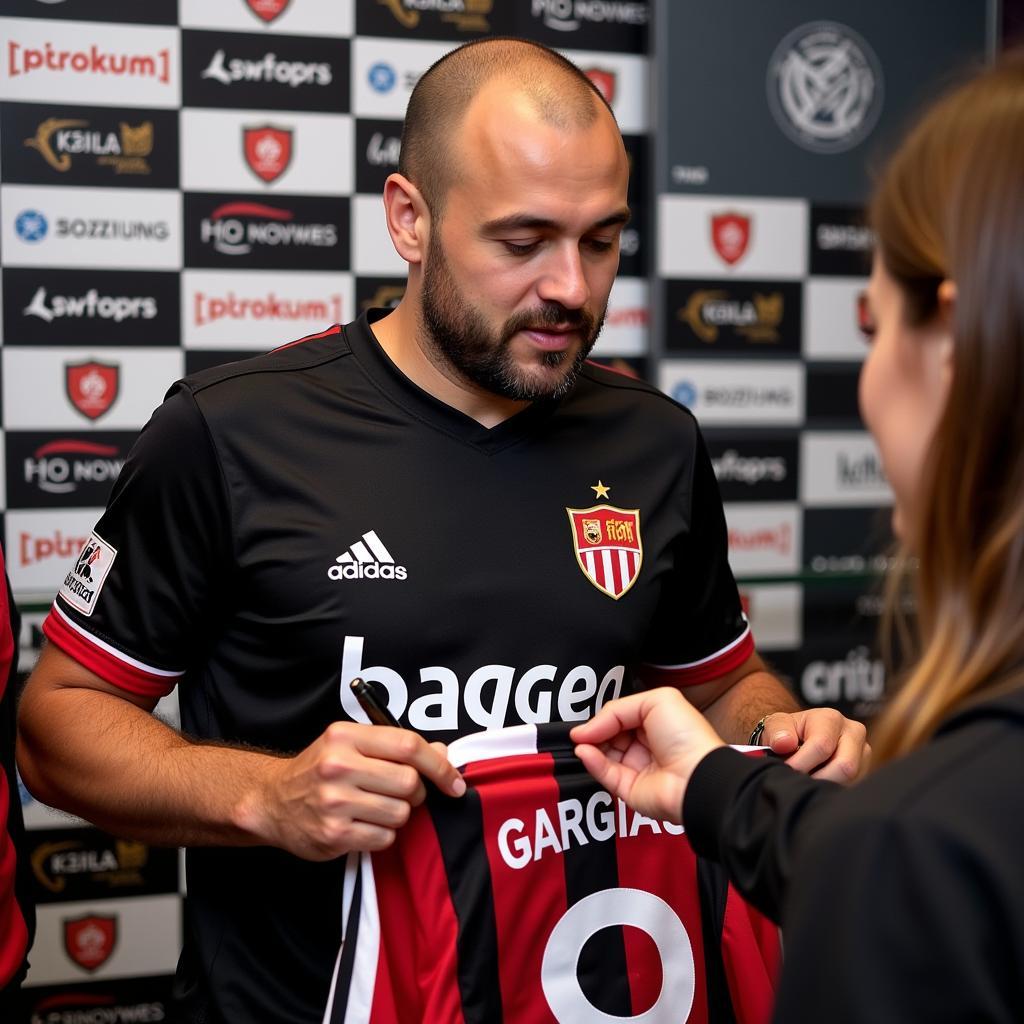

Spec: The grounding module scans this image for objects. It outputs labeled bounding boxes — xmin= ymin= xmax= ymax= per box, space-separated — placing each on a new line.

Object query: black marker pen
xmin=350 ymin=676 xmax=401 ymax=728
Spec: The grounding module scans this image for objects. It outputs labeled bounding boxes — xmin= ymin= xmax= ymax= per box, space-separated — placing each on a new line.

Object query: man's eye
xmin=585 ymin=238 xmax=616 ymax=253
xmin=504 ymin=240 xmax=539 ymax=256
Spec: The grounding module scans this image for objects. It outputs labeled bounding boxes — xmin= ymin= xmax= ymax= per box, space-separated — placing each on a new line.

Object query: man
xmin=17 ymin=38 xmax=867 ymax=1023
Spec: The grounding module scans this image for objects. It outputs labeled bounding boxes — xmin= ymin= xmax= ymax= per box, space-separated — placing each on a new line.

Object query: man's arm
xmin=17 ymin=645 xmax=465 ymax=860
xmin=680 ymin=650 xmax=869 ymax=783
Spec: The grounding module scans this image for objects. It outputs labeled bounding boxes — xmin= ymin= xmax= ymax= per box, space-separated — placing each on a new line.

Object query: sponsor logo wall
xmin=0 ymin=0 xmax=988 ymax=1004
xmin=657 ymin=0 xmax=990 ymax=718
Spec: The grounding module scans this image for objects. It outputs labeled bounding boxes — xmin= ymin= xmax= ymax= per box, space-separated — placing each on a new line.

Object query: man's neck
xmin=368 ymin=303 xmax=530 ymax=429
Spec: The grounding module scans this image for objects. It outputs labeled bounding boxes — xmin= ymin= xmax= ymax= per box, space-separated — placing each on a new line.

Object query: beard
xmin=420 ymin=232 xmax=605 ymax=402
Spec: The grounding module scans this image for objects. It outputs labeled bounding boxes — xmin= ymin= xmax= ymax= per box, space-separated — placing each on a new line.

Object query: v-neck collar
xmin=345 ymin=308 xmax=562 ymax=454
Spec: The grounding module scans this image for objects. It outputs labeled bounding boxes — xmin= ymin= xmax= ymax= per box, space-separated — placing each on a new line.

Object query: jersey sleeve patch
xmin=58 ymin=532 xmax=117 ymax=617
xmin=43 ymin=604 xmax=182 ymax=699
xmin=640 ymin=626 xmax=755 ymax=688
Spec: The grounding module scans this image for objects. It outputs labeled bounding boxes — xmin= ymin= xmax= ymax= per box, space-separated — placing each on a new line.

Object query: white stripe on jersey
xmin=645 ymin=622 xmax=752 ymax=671
xmin=322 ymin=853 xmax=380 ymax=1024
xmin=51 ymin=603 xmax=185 ymax=677
xmin=344 ymin=854 xmax=380 ymax=1024
xmin=446 ymin=723 xmax=541 ymax=769
xmin=321 ymin=857 xmax=357 ymax=1024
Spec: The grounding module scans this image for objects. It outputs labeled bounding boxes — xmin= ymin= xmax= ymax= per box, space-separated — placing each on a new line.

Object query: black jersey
xmin=326 ymin=724 xmax=779 ymax=1024
xmin=44 ymin=311 xmax=751 ymax=1023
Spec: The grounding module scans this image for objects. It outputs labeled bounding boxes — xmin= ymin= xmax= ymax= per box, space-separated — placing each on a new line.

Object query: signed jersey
xmin=325 ymin=725 xmax=779 ymax=1024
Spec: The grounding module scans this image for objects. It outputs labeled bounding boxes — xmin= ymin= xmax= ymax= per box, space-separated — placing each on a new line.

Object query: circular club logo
xmin=16 ymin=209 xmax=48 ymax=243
xmin=368 ymin=62 xmax=397 ymax=94
xmin=672 ymin=380 xmax=698 ymax=408
xmin=766 ymin=21 xmax=883 ymax=154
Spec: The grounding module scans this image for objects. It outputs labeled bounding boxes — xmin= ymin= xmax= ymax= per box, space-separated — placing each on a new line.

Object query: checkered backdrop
xmin=0 ymin=0 xmax=996 ymax=1009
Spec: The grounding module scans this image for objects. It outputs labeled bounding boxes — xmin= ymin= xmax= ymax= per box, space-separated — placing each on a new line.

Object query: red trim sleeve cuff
xmin=640 ymin=626 xmax=755 ymax=688
xmin=43 ymin=603 xmax=183 ymax=699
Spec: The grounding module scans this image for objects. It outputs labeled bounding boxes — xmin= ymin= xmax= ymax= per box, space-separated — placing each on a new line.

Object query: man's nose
xmin=537 ymin=244 xmax=590 ymax=311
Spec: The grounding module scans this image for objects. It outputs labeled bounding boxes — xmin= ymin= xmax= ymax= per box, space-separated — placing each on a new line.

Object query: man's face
xmin=421 ymin=229 xmax=603 ymax=401
xmin=417 ymin=90 xmax=629 ymax=402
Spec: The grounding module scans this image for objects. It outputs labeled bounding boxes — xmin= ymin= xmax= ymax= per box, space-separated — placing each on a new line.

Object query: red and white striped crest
xmin=566 ymin=505 xmax=643 ymax=600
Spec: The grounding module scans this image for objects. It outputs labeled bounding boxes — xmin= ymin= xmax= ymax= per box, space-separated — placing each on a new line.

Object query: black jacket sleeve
xmin=684 ymin=746 xmax=1022 ymax=1022
xmin=769 ymin=807 xmax=1021 ymax=1023
xmin=683 ymin=747 xmax=840 ymax=923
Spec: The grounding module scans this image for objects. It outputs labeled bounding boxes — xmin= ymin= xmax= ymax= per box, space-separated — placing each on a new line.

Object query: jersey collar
xmin=347 ymin=308 xmax=562 ymax=454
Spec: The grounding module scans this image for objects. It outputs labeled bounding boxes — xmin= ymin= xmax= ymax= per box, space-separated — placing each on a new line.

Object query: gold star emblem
xmin=591 ymin=480 xmax=610 ymax=500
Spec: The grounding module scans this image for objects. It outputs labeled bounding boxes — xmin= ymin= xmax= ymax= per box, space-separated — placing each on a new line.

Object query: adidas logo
xmin=327 ymin=530 xmax=408 ymax=581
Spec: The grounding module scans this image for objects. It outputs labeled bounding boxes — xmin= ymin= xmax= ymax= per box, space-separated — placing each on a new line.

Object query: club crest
xmin=583 ymin=67 xmax=617 ymax=106
xmin=65 ymin=360 xmax=119 ymax=421
xmin=711 ymin=211 xmax=751 ymax=266
xmin=243 ymin=125 xmax=293 ymax=184
xmin=566 ymin=504 xmax=642 ymax=600
xmin=63 ymin=914 xmax=117 ymax=972
xmin=246 ymin=0 xmax=291 ymax=24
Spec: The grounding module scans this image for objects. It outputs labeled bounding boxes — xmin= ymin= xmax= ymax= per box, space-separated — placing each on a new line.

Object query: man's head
xmin=399 ymin=37 xmax=612 ymax=218
xmin=384 ymin=38 xmax=630 ymax=404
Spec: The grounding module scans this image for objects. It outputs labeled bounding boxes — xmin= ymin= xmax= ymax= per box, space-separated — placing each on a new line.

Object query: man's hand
xmin=18 ymin=646 xmax=466 ymax=857
xmin=684 ymin=651 xmax=871 ymax=784
xmin=238 ymin=723 xmax=467 ymax=861
xmin=758 ymin=708 xmax=870 ymax=783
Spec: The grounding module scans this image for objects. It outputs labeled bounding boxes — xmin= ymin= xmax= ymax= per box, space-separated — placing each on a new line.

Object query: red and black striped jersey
xmin=325 ymin=724 xmax=779 ymax=1024
xmin=0 ymin=554 xmax=31 ymax=998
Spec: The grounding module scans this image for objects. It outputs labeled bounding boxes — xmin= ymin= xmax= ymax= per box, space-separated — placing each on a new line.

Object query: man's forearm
xmin=18 ymin=682 xmax=281 ymax=848
xmin=700 ymin=669 xmax=800 ymax=743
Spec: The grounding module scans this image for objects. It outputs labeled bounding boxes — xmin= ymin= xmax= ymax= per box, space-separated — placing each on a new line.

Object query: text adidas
xmin=328 ymin=562 xmax=407 ymax=581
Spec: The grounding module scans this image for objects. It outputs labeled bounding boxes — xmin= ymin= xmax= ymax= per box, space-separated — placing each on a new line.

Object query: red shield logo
xmin=63 ymin=915 xmax=117 ymax=973
xmin=243 ymin=125 xmax=293 ymax=184
xmin=584 ymin=68 xmax=617 ymax=105
xmin=245 ymin=0 xmax=290 ymax=23
xmin=567 ymin=505 xmax=642 ymax=600
xmin=711 ymin=212 xmax=751 ymax=266
xmin=65 ymin=361 xmax=119 ymax=421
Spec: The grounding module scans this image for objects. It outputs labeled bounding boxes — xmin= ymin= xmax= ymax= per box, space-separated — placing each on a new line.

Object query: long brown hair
xmin=870 ymin=51 xmax=1024 ymax=763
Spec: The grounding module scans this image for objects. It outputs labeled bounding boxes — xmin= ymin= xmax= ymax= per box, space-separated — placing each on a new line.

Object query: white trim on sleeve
xmin=52 ymin=602 xmax=185 ymax=678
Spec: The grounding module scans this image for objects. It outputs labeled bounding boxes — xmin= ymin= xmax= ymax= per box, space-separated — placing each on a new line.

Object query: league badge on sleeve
xmin=566 ymin=501 xmax=642 ymax=600
xmin=60 ymin=532 xmax=118 ymax=617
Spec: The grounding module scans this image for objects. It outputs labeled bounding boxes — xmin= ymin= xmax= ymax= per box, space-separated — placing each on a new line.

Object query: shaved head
xmin=398 ymin=37 xmax=614 ymax=215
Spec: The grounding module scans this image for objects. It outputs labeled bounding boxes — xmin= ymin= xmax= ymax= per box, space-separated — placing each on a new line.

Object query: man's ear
xmin=383 ymin=173 xmax=430 ymax=265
